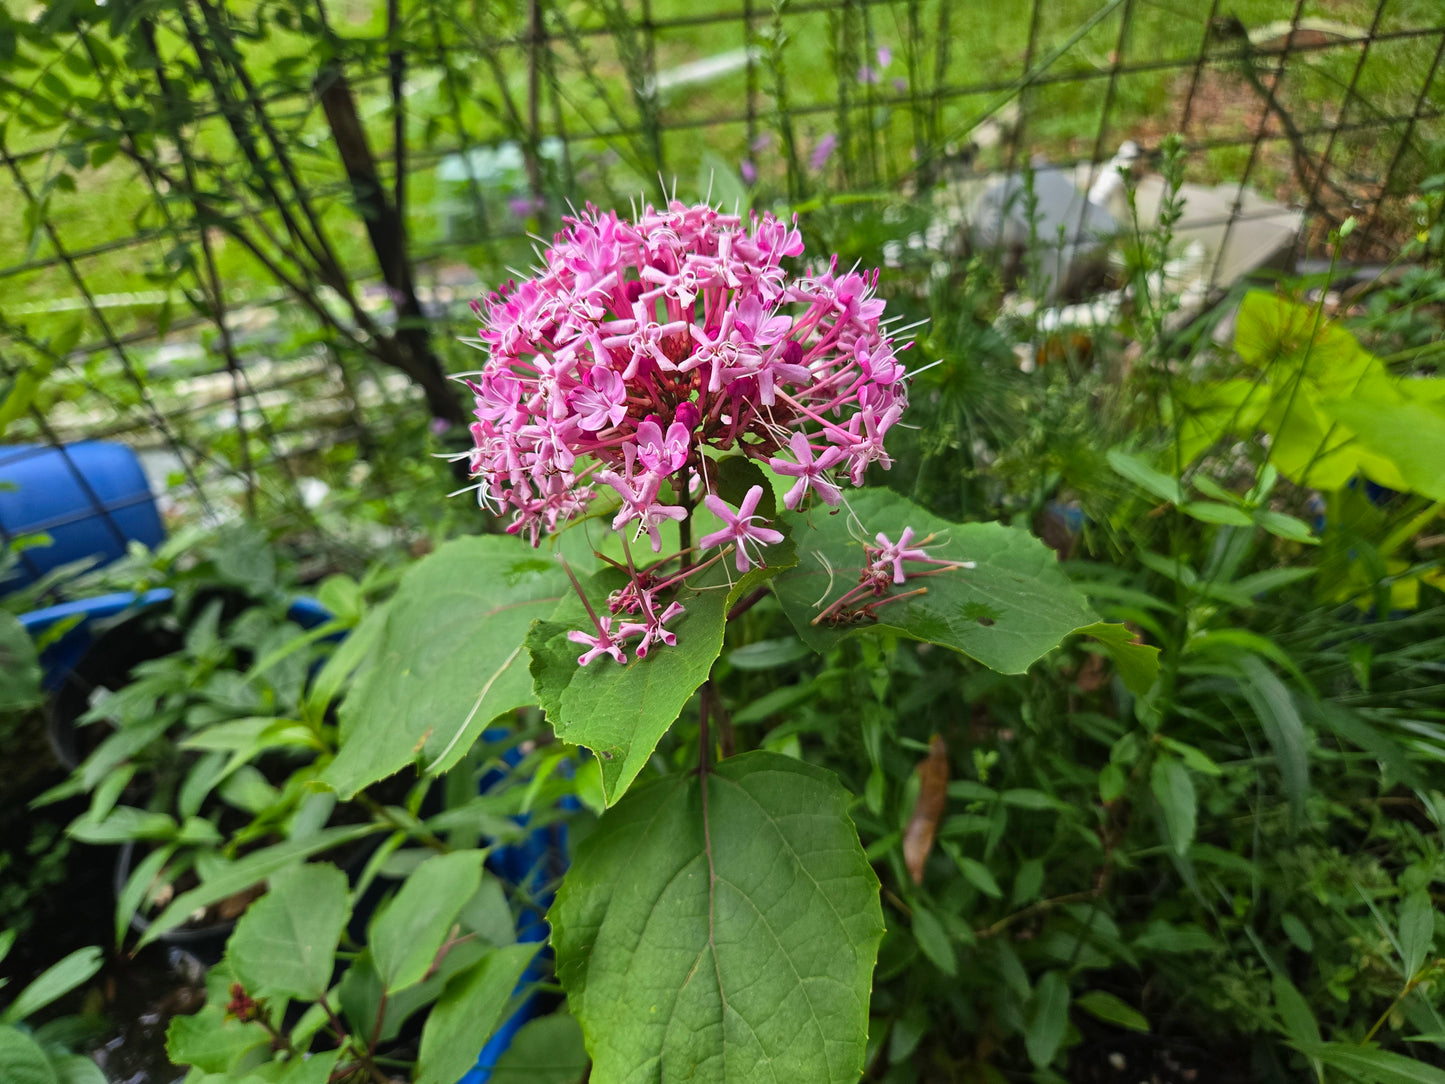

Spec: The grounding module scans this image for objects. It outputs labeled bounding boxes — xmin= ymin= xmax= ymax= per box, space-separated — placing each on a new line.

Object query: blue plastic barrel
xmin=460 ymin=734 xmax=577 ymax=1084
xmin=0 ymin=442 xmax=164 ymax=588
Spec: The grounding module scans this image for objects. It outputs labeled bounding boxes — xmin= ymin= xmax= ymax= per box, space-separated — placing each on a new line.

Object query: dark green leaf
xmin=1296 ymin=1042 xmax=1445 ymax=1084
xmin=911 ymin=905 xmax=956 ymax=975
xmin=1074 ymin=990 xmax=1148 ymax=1033
xmin=1232 ymin=654 xmax=1310 ymax=821
xmin=489 ymin=1011 xmax=590 ymax=1084
xmin=165 ymin=1003 xmax=269 ymax=1074
xmin=1024 ymin=970 xmax=1070 ymax=1067
xmin=551 ymin=752 xmax=884 ymax=1083
xmin=49 ymin=1054 xmax=107 ymax=1084
xmin=142 ymin=823 xmax=381 ymax=947
xmin=1150 ymin=756 xmax=1196 ymax=857
xmin=1077 ymin=622 xmax=1160 ymax=696
xmin=0 ymin=947 xmax=102 ymax=1024
xmin=1399 ymin=891 xmax=1434 ymax=979
xmin=1272 ymin=972 xmax=1321 ymax=1047
xmin=0 ymin=612 xmax=42 ymax=711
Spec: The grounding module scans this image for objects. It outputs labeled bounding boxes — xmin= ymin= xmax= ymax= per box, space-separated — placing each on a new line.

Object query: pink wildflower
xmin=872 ymin=527 xmax=932 ymax=585
xmin=460 ymin=199 xmax=912 ymax=664
xmin=568 ymin=617 xmax=628 ymax=666
xmin=700 ymin=486 xmax=784 ymax=572
xmin=770 ymin=431 xmax=845 ymax=510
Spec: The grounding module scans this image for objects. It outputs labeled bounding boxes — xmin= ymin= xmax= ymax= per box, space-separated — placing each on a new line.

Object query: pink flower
xmin=770 ymin=432 xmax=846 ymax=510
xmin=568 ymin=367 xmax=627 ymax=431
xmin=634 ymin=416 xmax=690 ymax=475
xmin=740 ymin=159 xmax=757 ymax=185
xmin=569 ymin=617 xmax=628 ymax=666
xmin=873 ymin=527 xmax=931 ymax=584
xmin=700 ymin=486 xmax=784 ymax=572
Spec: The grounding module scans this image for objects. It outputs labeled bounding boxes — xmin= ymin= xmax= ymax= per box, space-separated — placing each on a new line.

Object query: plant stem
xmin=697 ymin=677 xmax=711 ymax=775
xmin=1362 ymin=971 xmax=1424 ymax=1045
xmin=705 ymin=680 xmax=734 ymax=758
xmin=726 ymin=586 xmax=769 ymax=621
xmin=356 ymin=794 xmax=450 ymax=853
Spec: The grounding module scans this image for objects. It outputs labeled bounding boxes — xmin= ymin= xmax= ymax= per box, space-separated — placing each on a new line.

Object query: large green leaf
xmin=1319 ymin=395 xmax=1445 ymax=501
xmin=550 ymin=752 xmax=884 ymax=1084
xmin=227 ymin=864 xmax=350 ymax=1002
xmin=773 ymin=489 xmax=1098 ymax=673
xmin=324 ymin=536 xmax=566 ymax=798
xmin=528 ymin=516 xmax=794 ymax=807
xmin=0 ymin=1026 xmax=59 ymax=1084
xmin=0 ymin=612 xmax=42 ymax=712
xmin=0 ymin=947 xmax=102 ymax=1024
xmin=370 ymin=850 xmax=487 ymax=993
xmin=415 ymin=942 xmax=540 ymax=1084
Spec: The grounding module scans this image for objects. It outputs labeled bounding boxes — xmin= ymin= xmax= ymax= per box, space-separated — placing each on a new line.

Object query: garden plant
xmin=2 ymin=3 xmax=1445 ymax=1083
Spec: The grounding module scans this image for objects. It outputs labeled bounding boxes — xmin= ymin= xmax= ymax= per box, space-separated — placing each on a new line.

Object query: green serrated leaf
xmin=774 ymin=489 xmax=1098 ymax=674
xmin=324 ymin=536 xmax=566 ymax=797
xmin=228 ymin=864 xmax=349 ymax=1002
xmin=0 ymin=613 xmax=42 ymax=711
xmin=371 ymin=850 xmax=487 ymax=993
xmin=165 ymin=1003 xmax=269 ymax=1074
xmin=415 ymin=942 xmax=540 ymax=1084
xmin=551 ymin=752 xmax=884 ymax=1084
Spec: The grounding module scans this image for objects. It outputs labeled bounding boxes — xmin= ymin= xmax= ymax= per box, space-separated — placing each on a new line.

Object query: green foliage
xmin=551 ymin=752 xmax=884 ymax=1084
xmin=0 ymin=935 xmax=104 ymax=1084
xmin=324 ymin=536 xmax=567 ymax=798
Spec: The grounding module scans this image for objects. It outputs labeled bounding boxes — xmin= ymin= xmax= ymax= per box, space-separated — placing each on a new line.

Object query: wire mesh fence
xmin=0 ymin=0 xmax=1441 ymax=574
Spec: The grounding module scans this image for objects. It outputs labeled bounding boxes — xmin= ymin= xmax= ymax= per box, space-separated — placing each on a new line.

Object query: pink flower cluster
xmin=463 ymin=199 xmax=911 ymax=665
xmin=464 ymin=200 xmax=908 ymax=551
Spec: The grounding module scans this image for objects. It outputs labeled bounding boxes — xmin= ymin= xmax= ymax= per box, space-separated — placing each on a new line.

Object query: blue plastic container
xmin=19 ymin=590 xmax=341 ymax=692
xmin=0 ymin=442 xmax=164 ymax=588
xmin=460 ymin=736 xmax=577 ymax=1084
